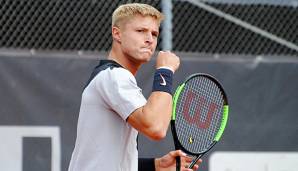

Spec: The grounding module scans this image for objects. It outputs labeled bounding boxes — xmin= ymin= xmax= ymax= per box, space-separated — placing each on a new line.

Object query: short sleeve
xmin=96 ymin=68 xmax=147 ymax=120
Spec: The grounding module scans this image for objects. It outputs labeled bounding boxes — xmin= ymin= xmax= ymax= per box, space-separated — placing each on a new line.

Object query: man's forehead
xmin=122 ymin=15 xmax=160 ymax=30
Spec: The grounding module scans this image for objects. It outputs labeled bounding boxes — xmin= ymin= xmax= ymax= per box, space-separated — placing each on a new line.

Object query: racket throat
xmin=188 ymin=153 xmax=203 ymax=169
xmin=188 ymin=141 xmax=217 ymax=169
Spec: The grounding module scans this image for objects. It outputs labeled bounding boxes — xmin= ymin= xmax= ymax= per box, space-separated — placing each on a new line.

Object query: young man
xmin=68 ymin=3 xmax=201 ymax=171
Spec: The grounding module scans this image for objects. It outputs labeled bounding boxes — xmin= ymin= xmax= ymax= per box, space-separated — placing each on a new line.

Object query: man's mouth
xmin=140 ymin=48 xmax=152 ymax=53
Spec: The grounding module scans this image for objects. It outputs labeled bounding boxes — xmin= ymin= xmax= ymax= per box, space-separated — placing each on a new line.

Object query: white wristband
xmin=156 ymin=66 xmax=174 ymax=73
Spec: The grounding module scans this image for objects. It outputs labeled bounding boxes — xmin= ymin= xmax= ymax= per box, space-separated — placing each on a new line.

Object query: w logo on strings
xmin=182 ymin=91 xmax=218 ymax=129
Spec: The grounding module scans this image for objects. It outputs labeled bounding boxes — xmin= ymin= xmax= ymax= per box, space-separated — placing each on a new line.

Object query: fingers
xmin=181 ymin=158 xmax=202 ymax=171
xmin=181 ymin=165 xmax=200 ymax=171
xmin=168 ymin=150 xmax=187 ymax=158
xmin=168 ymin=150 xmax=203 ymax=171
xmin=180 ymin=164 xmax=200 ymax=171
xmin=183 ymin=155 xmax=194 ymax=162
xmin=192 ymin=163 xmax=200 ymax=170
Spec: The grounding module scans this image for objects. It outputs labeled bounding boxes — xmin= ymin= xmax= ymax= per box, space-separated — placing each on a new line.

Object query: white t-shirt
xmin=68 ymin=66 xmax=147 ymax=171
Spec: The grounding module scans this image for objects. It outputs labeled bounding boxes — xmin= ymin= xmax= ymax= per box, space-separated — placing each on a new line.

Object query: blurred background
xmin=0 ymin=0 xmax=297 ymax=170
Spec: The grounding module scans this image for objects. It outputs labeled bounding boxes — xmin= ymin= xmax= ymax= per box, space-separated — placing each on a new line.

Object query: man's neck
xmin=108 ymin=44 xmax=141 ymax=76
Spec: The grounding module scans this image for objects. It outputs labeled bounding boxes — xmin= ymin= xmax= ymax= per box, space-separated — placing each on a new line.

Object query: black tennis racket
xmin=171 ymin=73 xmax=229 ymax=170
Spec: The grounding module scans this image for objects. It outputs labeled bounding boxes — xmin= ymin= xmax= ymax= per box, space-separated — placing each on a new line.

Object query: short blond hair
xmin=112 ymin=3 xmax=164 ymax=27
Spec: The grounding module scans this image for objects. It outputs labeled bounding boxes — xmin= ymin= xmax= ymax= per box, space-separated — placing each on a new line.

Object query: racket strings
xmin=193 ymin=77 xmax=223 ymax=150
xmin=175 ymin=76 xmax=224 ymax=153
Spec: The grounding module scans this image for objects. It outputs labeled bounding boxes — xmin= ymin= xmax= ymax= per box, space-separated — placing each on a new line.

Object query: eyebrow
xmin=152 ymin=30 xmax=159 ymax=36
xmin=136 ymin=27 xmax=159 ymax=35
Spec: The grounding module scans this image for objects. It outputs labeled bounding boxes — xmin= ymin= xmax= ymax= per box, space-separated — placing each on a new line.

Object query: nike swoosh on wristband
xmin=159 ymin=73 xmax=167 ymax=86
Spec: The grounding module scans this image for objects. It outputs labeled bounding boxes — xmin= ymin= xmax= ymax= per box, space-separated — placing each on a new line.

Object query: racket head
xmin=171 ymin=73 xmax=229 ymax=156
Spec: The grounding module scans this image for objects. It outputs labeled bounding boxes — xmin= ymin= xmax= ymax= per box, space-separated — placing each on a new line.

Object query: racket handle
xmin=176 ymin=156 xmax=181 ymax=171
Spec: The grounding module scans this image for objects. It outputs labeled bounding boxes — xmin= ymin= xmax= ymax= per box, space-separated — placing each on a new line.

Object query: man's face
xmin=117 ymin=14 xmax=159 ymax=64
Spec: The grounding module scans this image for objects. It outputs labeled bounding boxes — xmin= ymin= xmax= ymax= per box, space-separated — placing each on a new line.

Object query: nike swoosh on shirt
xmin=159 ymin=73 xmax=166 ymax=86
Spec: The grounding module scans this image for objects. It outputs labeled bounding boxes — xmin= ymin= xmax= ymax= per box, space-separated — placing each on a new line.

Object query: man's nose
xmin=145 ymin=33 xmax=154 ymax=43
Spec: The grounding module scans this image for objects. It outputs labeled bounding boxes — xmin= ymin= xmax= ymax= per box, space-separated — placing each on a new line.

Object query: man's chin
xmin=139 ymin=54 xmax=152 ymax=62
xmin=142 ymin=56 xmax=152 ymax=63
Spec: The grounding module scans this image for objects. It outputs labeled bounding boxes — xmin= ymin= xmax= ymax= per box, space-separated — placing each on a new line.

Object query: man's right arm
xmin=127 ymin=91 xmax=172 ymax=140
xmin=127 ymin=51 xmax=180 ymax=140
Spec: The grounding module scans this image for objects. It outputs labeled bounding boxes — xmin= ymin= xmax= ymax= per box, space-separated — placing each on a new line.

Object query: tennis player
xmin=68 ymin=3 xmax=201 ymax=171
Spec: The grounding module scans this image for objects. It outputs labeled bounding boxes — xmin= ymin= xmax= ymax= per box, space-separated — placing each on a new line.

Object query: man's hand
xmin=156 ymin=51 xmax=180 ymax=73
xmin=155 ymin=150 xmax=202 ymax=171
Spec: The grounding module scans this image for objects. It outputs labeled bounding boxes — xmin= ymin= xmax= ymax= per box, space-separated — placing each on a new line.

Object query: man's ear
xmin=112 ymin=26 xmax=121 ymax=43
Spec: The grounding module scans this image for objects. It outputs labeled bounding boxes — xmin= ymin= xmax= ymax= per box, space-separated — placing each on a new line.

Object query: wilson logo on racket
xmin=183 ymin=90 xmax=218 ymax=129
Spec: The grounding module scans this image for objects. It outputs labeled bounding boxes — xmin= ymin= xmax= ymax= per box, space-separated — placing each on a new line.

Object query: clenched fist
xmin=156 ymin=51 xmax=180 ymax=73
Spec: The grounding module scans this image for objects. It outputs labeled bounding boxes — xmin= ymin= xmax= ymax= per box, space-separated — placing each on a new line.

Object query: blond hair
xmin=112 ymin=3 xmax=164 ymax=27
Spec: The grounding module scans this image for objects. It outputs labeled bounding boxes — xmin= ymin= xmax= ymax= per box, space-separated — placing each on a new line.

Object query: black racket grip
xmin=176 ymin=156 xmax=180 ymax=171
